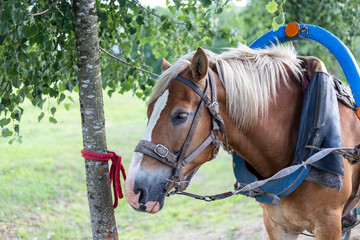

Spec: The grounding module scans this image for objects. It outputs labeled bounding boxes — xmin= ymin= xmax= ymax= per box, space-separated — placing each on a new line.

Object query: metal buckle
xmin=154 ymin=144 xmax=169 ymax=158
xmin=210 ymin=102 xmax=219 ymax=108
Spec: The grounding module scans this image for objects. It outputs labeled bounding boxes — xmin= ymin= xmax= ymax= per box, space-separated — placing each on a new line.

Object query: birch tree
xmin=73 ymin=0 xmax=117 ymax=238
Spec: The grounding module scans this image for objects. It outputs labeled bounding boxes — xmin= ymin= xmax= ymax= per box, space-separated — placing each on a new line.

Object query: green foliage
xmin=2 ymin=0 xmax=360 ymax=140
xmin=283 ymin=0 xmax=360 ymax=46
xmin=98 ymin=0 xmax=239 ymax=100
xmin=242 ymin=0 xmax=273 ymax=44
xmin=0 ymin=0 xmax=239 ymax=140
xmin=0 ymin=0 xmax=76 ymax=141
xmin=265 ymin=0 xmax=286 ymax=31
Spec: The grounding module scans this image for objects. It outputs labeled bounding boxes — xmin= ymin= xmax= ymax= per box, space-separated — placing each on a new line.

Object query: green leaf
xmin=0 ymin=23 xmax=10 ymax=35
xmin=140 ymin=37 xmax=148 ymax=45
xmin=57 ymin=93 xmax=66 ymax=104
xmin=49 ymin=116 xmax=57 ymax=124
xmin=20 ymin=25 xmax=32 ymax=38
xmin=266 ymin=0 xmax=278 ymax=14
xmin=11 ymin=9 xmax=25 ymax=25
xmin=14 ymin=124 xmax=19 ymax=134
xmin=2 ymin=128 xmax=13 ymax=138
xmin=38 ymin=112 xmax=44 ymax=122
xmin=0 ymin=35 xmax=5 ymax=45
xmin=0 ymin=118 xmax=11 ymax=127
xmin=136 ymin=16 xmax=144 ymax=25
xmin=129 ymin=27 xmax=137 ymax=35
xmin=64 ymin=103 xmax=70 ymax=111
xmin=51 ymin=107 xmax=56 ymax=115
xmin=12 ymin=111 xmax=21 ymax=121
xmin=68 ymin=96 xmax=75 ymax=103
xmin=30 ymin=24 xmax=39 ymax=37
xmin=272 ymin=13 xmax=285 ymax=31
xmin=118 ymin=0 xmax=126 ymax=7
xmin=161 ymin=22 xmax=171 ymax=31
xmin=44 ymin=40 xmax=54 ymax=52
xmin=124 ymin=16 xmax=132 ymax=24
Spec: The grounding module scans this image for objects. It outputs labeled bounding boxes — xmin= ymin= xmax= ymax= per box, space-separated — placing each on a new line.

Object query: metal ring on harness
xmin=154 ymin=144 xmax=169 ymax=158
xmin=299 ymin=25 xmax=309 ymax=38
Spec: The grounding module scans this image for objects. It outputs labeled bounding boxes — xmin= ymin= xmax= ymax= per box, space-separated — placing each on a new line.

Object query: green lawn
xmin=0 ymin=92 xmax=266 ymax=240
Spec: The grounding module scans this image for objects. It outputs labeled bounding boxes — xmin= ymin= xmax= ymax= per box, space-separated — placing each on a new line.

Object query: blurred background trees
xmin=1 ymin=0 xmax=360 ymax=141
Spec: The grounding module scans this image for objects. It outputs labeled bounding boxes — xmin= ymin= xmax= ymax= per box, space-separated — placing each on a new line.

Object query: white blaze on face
xmin=125 ymin=90 xmax=170 ymax=201
xmin=143 ymin=90 xmax=169 ymax=142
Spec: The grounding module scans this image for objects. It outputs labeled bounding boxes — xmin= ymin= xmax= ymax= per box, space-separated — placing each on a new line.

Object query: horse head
xmin=124 ymin=48 xmax=221 ymax=213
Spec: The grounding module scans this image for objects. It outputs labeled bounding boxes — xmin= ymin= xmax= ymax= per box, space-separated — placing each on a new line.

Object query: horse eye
xmin=177 ymin=113 xmax=188 ymax=119
xmin=172 ymin=112 xmax=189 ymax=125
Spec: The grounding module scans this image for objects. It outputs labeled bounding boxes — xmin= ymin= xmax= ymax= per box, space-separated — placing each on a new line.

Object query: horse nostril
xmin=139 ymin=205 xmax=146 ymax=211
xmin=135 ymin=187 xmax=148 ymax=204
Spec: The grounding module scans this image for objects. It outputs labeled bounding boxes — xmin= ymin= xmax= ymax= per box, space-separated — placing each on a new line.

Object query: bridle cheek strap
xmin=175 ymin=97 xmax=206 ymax=190
xmin=181 ymin=131 xmax=220 ymax=167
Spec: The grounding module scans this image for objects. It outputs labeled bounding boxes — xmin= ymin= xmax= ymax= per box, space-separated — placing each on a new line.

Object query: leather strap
xmin=175 ymin=98 xmax=206 ymax=190
xmin=175 ymin=71 xmax=225 ymax=133
xmin=207 ymin=68 xmax=225 ymax=133
xmin=175 ymin=76 xmax=211 ymax=104
xmin=135 ymin=140 xmax=178 ymax=168
xmin=181 ymin=132 xmax=218 ymax=166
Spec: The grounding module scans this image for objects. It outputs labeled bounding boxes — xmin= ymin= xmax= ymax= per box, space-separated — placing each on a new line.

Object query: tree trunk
xmin=73 ymin=0 xmax=118 ymax=239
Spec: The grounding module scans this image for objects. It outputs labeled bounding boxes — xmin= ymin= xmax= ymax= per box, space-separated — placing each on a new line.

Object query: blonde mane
xmin=149 ymin=44 xmax=302 ymax=129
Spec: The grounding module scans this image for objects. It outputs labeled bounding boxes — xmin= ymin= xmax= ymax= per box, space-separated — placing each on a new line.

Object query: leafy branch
xmin=0 ymin=81 xmax=10 ymax=97
xmin=32 ymin=0 xmax=59 ymax=16
xmin=266 ymin=0 xmax=286 ymax=31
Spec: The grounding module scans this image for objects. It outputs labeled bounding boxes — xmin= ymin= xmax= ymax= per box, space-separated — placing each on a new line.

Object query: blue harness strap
xmin=294 ymin=72 xmax=343 ymax=177
xmin=232 ymin=153 xmax=310 ymax=205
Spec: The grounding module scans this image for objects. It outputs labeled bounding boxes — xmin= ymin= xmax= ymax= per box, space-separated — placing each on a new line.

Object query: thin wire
xmin=99 ymin=46 xmax=159 ymax=78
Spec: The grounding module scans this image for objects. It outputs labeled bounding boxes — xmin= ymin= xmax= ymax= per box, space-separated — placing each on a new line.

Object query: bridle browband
xmin=134 ymin=68 xmax=226 ymax=192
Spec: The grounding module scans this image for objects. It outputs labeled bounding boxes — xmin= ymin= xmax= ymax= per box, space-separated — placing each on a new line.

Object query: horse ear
xmin=190 ymin=47 xmax=209 ymax=82
xmin=161 ymin=58 xmax=172 ymax=72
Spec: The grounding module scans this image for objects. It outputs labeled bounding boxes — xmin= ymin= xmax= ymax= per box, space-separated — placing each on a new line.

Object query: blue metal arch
xmin=250 ymin=24 xmax=360 ymax=108
xmin=232 ymin=24 xmax=360 ymax=205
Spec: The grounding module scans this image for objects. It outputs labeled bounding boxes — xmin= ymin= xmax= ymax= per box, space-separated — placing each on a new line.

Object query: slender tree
xmin=73 ymin=0 xmax=117 ymax=238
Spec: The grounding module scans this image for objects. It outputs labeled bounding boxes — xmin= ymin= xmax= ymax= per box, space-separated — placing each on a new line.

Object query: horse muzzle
xmin=124 ymin=165 xmax=167 ymax=214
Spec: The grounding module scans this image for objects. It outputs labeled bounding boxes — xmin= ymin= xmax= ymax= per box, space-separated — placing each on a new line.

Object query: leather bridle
xmin=134 ymin=68 xmax=226 ymax=192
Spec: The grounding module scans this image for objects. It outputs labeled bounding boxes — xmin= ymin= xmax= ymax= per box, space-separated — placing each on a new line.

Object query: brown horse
xmin=124 ymin=44 xmax=360 ymax=239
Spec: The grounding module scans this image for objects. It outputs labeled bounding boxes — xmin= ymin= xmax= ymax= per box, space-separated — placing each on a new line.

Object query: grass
xmin=0 ymin=92 xmax=266 ymax=240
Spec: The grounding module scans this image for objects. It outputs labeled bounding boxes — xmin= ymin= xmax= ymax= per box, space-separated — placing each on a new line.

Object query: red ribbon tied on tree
xmin=81 ymin=149 xmax=127 ymax=208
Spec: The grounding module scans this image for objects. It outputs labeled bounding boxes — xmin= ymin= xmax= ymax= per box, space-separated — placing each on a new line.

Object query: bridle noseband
xmin=134 ymin=68 xmax=226 ymax=193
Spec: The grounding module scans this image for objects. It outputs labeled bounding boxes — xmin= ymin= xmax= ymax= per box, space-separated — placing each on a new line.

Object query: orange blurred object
xmin=285 ymin=22 xmax=300 ymax=38
xmin=357 ymin=106 xmax=360 ymax=119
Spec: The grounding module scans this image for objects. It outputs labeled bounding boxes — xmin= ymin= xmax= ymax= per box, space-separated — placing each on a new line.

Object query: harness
xmin=134 ymin=68 xmax=360 ymax=204
xmin=135 ymin=69 xmax=226 ymax=192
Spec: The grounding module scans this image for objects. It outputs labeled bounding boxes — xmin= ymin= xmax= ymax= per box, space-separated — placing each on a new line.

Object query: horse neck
xmin=217 ymin=74 xmax=304 ymax=178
